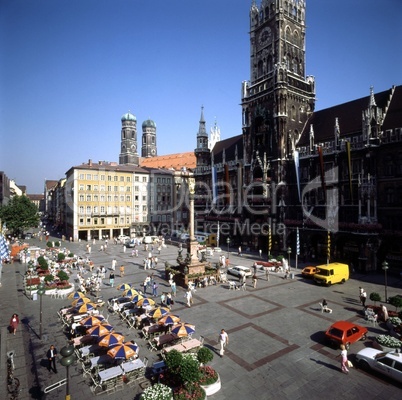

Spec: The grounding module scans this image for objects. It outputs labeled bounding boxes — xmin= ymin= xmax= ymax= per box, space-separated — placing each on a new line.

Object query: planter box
xmin=201 ymin=373 xmax=221 ymax=397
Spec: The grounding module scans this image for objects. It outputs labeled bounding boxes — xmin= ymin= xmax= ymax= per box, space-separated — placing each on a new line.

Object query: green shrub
xmin=197 ymin=347 xmax=213 ymax=365
xmin=37 ymin=256 xmax=48 ymax=270
xmin=389 ymin=296 xmax=402 ymax=311
xmin=68 ymin=253 xmax=74 ymax=258
xmin=57 ymin=270 xmax=69 ymax=281
xmin=164 ymin=349 xmax=182 ymax=375
xmin=57 ymin=253 xmax=66 ymax=261
xmin=44 ymin=274 xmax=54 ymax=282
xmin=46 ymin=241 xmax=53 ymax=248
xmin=55 ymin=241 xmax=61 ymax=247
xmin=369 ymin=292 xmax=381 ymax=305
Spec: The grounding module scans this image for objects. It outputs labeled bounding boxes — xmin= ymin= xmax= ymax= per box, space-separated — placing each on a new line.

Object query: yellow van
xmin=314 ymin=262 xmax=349 ymax=286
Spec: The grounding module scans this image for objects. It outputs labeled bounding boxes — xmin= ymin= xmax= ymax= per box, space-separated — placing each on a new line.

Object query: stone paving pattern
xmin=1 ymin=235 xmax=402 ymax=399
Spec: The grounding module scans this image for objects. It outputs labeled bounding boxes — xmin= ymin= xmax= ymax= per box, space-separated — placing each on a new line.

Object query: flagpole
xmin=296 ymin=228 xmax=300 ymax=269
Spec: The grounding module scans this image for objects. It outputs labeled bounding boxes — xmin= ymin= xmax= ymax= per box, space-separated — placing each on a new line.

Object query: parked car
xmin=301 ymin=266 xmax=319 ymax=278
xmin=228 ymin=266 xmax=252 ymax=277
xmin=117 ymin=235 xmax=130 ymax=242
xmin=355 ymin=348 xmax=402 ymax=383
xmin=325 ymin=321 xmax=368 ymax=349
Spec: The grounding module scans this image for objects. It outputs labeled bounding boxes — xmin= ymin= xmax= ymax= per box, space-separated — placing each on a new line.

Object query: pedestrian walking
xmin=109 ymin=271 xmax=115 ymax=287
xmin=170 ymin=281 xmax=177 ymax=297
xmin=238 ymin=246 xmax=242 ymax=256
xmin=166 ymin=293 xmax=173 ymax=309
xmin=143 ymin=280 xmax=147 ymax=294
xmin=252 ymin=274 xmax=257 ymax=288
xmin=112 ymin=258 xmax=116 ymax=271
xmin=360 ymin=289 xmax=367 ymax=308
xmin=123 ymin=245 xmax=126 ymax=253
xmin=337 ymin=344 xmax=349 ymax=374
xmin=185 ymin=289 xmax=192 ymax=307
xmin=152 ymin=281 xmax=158 ymax=297
xmin=265 ymin=267 xmax=270 ymax=281
xmin=259 ymin=249 xmax=262 ymax=258
xmin=161 ymin=293 xmax=166 ymax=305
xmin=46 ymin=345 xmax=58 ymax=373
xmin=9 ymin=313 xmax=19 ymax=335
xmin=218 ymin=329 xmax=229 ymax=358
xmin=120 ymin=265 xmax=125 ymax=277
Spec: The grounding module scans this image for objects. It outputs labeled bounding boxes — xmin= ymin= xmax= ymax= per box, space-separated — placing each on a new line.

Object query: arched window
xmin=267 ymin=55 xmax=273 ymax=72
xmin=291 ymin=106 xmax=296 ymax=120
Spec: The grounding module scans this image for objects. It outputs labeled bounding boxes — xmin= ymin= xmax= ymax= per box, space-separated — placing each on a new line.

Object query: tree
xmin=0 ymin=195 xmax=39 ymax=236
xmin=369 ymin=292 xmax=381 ymax=305
xmin=388 ymin=296 xmax=402 ymax=311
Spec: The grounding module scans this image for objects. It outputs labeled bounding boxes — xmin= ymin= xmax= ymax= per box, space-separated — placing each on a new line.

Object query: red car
xmin=325 ymin=321 xmax=368 ymax=349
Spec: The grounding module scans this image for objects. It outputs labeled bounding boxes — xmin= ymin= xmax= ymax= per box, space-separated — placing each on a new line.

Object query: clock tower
xmin=241 ymin=0 xmax=315 ymax=184
xmin=119 ymin=111 xmax=139 ymax=165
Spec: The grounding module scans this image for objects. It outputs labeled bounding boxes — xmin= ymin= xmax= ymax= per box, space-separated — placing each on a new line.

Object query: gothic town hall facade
xmin=194 ymin=0 xmax=402 ymax=273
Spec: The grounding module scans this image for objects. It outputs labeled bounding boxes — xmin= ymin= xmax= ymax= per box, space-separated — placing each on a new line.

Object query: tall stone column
xmin=187 ymin=178 xmax=199 ymax=263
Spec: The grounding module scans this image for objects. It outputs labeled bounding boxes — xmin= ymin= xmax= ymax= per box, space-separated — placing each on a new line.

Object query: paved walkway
xmin=1 ymin=235 xmax=402 ymax=399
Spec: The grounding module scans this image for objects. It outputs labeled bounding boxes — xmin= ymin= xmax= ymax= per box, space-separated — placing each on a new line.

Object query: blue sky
xmin=1 ymin=0 xmax=401 ymax=193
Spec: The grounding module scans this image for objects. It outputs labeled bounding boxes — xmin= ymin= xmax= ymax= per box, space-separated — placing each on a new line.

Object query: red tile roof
xmin=140 ymin=152 xmax=196 ymax=170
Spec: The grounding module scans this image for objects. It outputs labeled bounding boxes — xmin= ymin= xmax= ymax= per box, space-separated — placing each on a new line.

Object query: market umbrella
xmin=71 ymin=297 xmax=92 ymax=307
xmin=98 ymin=332 xmax=125 ymax=347
xmin=68 ymin=291 xmax=86 ymax=300
xmin=148 ymin=307 xmax=170 ymax=320
xmin=80 ymin=315 xmax=105 ymax=327
xmin=158 ymin=314 xmax=181 ymax=326
xmin=107 ymin=342 xmax=139 ymax=360
xmin=131 ymin=294 xmax=144 ymax=304
xmin=86 ymin=323 xmax=114 ymax=337
xmin=171 ymin=323 xmax=196 ymax=338
xmin=137 ymin=297 xmax=155 ymax=308
xmin=74 ymin=303 xmax=95 ymax=313
xmin=117 ymin=283 xmax=132 ymax=291
xmin=123 ymin=288 xmax=140 ymax=299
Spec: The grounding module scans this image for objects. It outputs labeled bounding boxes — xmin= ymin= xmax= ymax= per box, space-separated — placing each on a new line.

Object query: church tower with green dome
xmin=119 ymin=111 xmax=140 ymax=165
xmin=141 ymin=119 xmax=157 ymax=157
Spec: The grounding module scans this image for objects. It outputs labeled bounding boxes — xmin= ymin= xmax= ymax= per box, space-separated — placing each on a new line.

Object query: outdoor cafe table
xmin=98 ymin=365 xmax=123 ymax=383
xmin=80 ymin=343 xmax=102 ymax=356
xmin=120 ymin=358 xmax=145 ymax=374
xmin=72 ymin=335 xmax=94 ymax=347
xmin=153 ymin=333 xmax=178 ymax=348
xmin=163 ymin=339 xmax=202 ymax=354
xmin=90 ymin=354 xmax=113 ymax=368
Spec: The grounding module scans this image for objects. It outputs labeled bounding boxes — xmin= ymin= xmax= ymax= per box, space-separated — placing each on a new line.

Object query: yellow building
xmin=65 ymin=160 xmax=151 ymax=241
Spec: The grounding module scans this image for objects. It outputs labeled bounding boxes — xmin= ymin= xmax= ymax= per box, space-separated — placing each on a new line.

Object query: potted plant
xmin=389 ymin=296 xmax=402 ymax=312
xmin=376 ymin=334 xmax=402 ymax=351
xmin=197 ymin=347 xmax=221 ymax=396
xmin=141 ymin=383 xmax=173 ymax=400
xmin=369 ymin=292 xmax=381 ymax=306
xmin=57 ymin=252 xmax=66 ymax=262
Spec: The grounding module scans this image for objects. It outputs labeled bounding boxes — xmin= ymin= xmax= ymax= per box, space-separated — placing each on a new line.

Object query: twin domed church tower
xmin=119 ymin=112 xmax=157 ymax=165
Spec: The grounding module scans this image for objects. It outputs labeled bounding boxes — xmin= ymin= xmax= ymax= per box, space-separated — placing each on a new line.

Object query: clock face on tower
xmin=258 ymin=27 xmax=271 ymax=46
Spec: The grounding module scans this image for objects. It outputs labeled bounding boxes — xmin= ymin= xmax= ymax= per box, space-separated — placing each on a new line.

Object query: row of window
xmin=78 ymin=173 xmax=173 ymax=184
xmin=78 ymin=205 xmax=147 ymax=214
xmin=78 ymin=184 xmax=171 ymax=192
xmin=79 ymin=195 xmax=132 ymax=202
xmin=78 ymin=216 xmax=150 ymax=226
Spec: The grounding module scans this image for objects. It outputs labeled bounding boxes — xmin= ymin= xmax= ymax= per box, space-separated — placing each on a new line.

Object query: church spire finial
xmin=369 ymin=86 xmax=377 ymax=107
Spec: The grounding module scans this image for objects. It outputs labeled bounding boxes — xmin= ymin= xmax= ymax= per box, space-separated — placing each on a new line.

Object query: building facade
xmin=193 ymin=0 xmax=402 ymax=272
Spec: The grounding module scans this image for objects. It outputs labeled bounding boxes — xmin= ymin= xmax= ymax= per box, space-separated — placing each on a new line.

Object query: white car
xmin=228 ymin=266 xmax=252 ymax=277
xmin=118 ymin=235 xmax=130 ymax=242
xmin=355 ymin=348 xmax=402 ymax=383
xmin=213 ymin=247 xmax=222 ymax=252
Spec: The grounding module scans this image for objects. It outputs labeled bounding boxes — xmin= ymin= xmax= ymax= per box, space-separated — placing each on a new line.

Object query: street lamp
xmin=226 ymin=238 xmax=230 ymax=258
xmin=287 ymin=247 xmax=292 ymax=270
xmin=37 ymin=282 xmax=46 ymax=340
xmin=23 ymin=248 xmax=28 ymax=274
xmin=382 ymin=261 xmax=389 ymax=302
xmin=60 ymin=344 xmax=76 ymax=400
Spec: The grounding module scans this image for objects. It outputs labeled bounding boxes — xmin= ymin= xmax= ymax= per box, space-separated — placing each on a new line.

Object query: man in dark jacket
xmin=46 ymin=345 xmax=58 ymax=373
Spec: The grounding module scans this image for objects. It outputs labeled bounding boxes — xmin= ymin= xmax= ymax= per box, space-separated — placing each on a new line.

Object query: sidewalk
xmin=1 ymin=235 xmax=401 ymax=400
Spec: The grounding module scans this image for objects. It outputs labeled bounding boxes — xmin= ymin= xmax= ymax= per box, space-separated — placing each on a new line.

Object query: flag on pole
xmin=296 ymin=228 xmax=300 ymax=256
xmin=268 ymin=225 xmax=272 ymax=256
xmin=327 ymin=230 xmax=331 ymax=264
xmin=0 ymin=234 xmax=10 ymax=261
